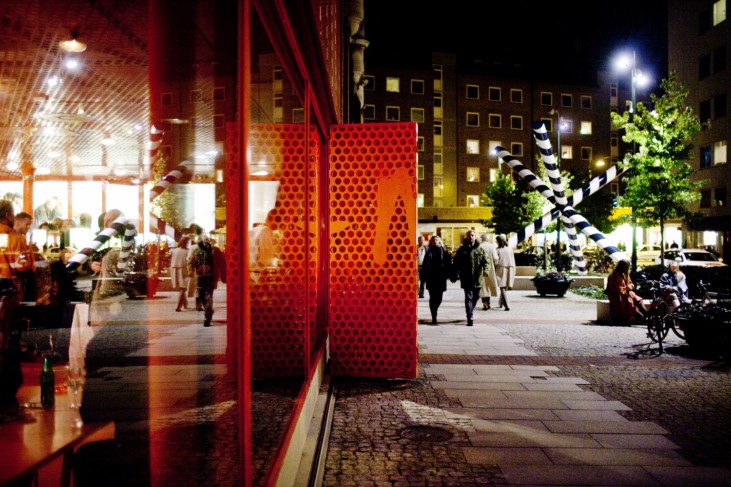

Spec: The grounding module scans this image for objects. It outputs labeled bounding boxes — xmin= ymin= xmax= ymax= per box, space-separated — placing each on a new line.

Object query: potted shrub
xmin=531 ymin=271 xmax=574 ymax=297
xmin=674 ymin=305 xmax=731 ymax=353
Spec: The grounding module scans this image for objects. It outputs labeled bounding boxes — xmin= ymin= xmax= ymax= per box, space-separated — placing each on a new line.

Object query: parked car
xmin=637 ymin=244 xmax=662 ymax=263
xmin=43 ymin=246 xmax=78 ymax=263
xmin=655 ymin=249 xmax=728 ymax=268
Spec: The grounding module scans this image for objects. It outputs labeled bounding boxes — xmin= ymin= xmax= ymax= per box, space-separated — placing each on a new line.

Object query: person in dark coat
xmin=450 ymin=229 xmax=488 ymax=326
xmin=189 ymin=234 xmax=225 ymax=327
xmin=421 ymin=235 xmax=452 ymax=324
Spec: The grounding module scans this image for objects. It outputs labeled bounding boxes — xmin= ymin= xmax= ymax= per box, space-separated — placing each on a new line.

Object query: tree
xmin=571 ymin=169 xmax=619 ymax=236
xmin=483 ymin=172 xmax=543 ymax=237
xmin=150 ymin=154 xmax=182 ymax=232
xmin=610 ymin=72 xmax=707 ymax=259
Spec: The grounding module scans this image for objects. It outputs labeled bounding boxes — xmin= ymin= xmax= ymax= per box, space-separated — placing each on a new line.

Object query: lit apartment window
xmin=292 ymin=108 xmax=304 ymax=123
xmin=540 ymin=92 xmax=553 ymax=106
xmin=363 ymin=104 xmax=375 ymax=120
xmin=488 ymin=87 xmax=501 ymax=102
xmin=417 ymin=165 xmax=425 ymax=180
xmin=433 ymin=93 xmax=443 ymax=119
xmin=411 ymin=79 xmax=425 ymax=94
xmin=510 ymin=116 xmax=523 ymax=130
xmin=364 ymin=75 xmax=375 ymax=91
xmin=417 ymin=193 xmax=425 ymax=208
xmin=466 ymin=167 xmax=480 ymax=182
xmin=581 ymin=96 xmax=592 ymax=109
xmin=510 ymin=89 xmax=523 ymax=103
xmin=385 ymin=106 xmax=400 ymax=121
xmin=273 ymin=66 xmax=283 ymax=92
xmin=417 ymin=137 xmax=425 ymax=152
xmin=434 ymin=148 xmax=443 ymax=165
xmin=466 ymin=85 xmax=479 ymax=99
xmin=489 ymin=168 xmax=498 ymax=182
xmin=433 ymin=64 xmax=443 ymax=92
xmin=580 ymin=147 xmax=592 ymax=161
xmin=466 ymin=112 xmax=480 ymax=127
xmin=433 ymin=176 xmax=443 ymax=197
xmin=580 ymin=121 xmax=592 ymax=135
xmin=386 ymin=77 xmax=400 ymax=92
xmin=411 ymin=108 xmax=425 ymax=123
xmin=561 ymin=146 xmax=573 ymax=159
xmin=434 ymin=121 xmax=443 ymax=147
xmin=715 ymin=140 xmax=728 ymax=164
xmin=713 ymin=0 xmax=726 ymax=26
xmin=561 ymin=120 xmax=573 ymax=133
xmin=434 ymin=161 xmax=443 ymax=174
xmin=511 ymin=142 xmax=523 ymax=156
xmin=273 ymin=93 xmax=283 ymax=121
xmin=466 ymin=139 xmax=480 ymax=154
xmin=561 ymin=94 xmax=572 ymax=107
xmin=488 ymin=114 xmax=501 ymax=128
xmin=466 ymin=195 xmax=480 ymax=207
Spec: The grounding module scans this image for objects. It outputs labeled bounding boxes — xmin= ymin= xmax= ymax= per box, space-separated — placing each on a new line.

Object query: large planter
xmin=675 ymin=306 xmax=731 ymax=352
xmin=532 ymin=279 xmax=572 ymax=297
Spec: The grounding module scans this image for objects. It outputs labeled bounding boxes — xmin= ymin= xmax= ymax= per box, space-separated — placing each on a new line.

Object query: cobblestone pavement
xmin=323 ymin=285 xmax=731 ymax=486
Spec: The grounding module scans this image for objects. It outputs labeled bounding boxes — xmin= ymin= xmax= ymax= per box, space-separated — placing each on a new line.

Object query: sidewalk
xmin=322 ymin=283 xmax=731 ymax=486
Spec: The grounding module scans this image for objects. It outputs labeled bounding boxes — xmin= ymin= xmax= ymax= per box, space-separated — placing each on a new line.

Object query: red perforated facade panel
xmin=328 ymin=123 xmax=419 ymax=379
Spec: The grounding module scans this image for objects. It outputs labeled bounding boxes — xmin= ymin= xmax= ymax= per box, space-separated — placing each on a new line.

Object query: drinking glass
xmin=66 ymin=363 xmax=86 ymax=409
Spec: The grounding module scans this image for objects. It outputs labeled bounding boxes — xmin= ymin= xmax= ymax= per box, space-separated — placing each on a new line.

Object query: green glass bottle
xmin=40 ymin=355 xmax=55 ymax=408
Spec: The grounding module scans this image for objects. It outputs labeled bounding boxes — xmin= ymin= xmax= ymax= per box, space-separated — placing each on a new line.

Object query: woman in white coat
xmin=478 ymin=233 xmax=499 ymax=310
xmin=495 ymin=234 xmax=516 ymax=311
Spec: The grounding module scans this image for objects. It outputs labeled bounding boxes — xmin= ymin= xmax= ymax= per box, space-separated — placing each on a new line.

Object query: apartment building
xmin=669 ymin=0 xmax=730 ymax=262
xmin=364 ymin=52 xmax=637 ymax=250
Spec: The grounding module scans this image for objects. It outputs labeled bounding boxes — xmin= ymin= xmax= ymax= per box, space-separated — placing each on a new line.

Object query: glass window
xmin=466 ymin=112 xmax=479 ymax=126
xmin=363 ymin=104 xmax=375 ymax=120
xmin=561 ymin=94 xmax=572 ymax=107
xmin=561 ymin=119 xmax=573 ymax=133
xmin=700 ymin=99 xmax=712 ymax=122
xmin=417 ymin=165 xmax=425 ymax=180
xmin=714 ymin=93 xmax=727 ymax=118
xmin=434 ymin=161 xmax=443 ymax=174
xmin=511 ymin=142 xmax=523 ymax=156
xmin=433 ymin=176 xmax=443 ymax=197
xmin=466 ymin=139 xmax=480 ymax=154
xmin=417 ymin=136 xmax=425 ymax=152
xmin=433 ymin=93 xmax=442 ymax=119
xmin=292 ymin=108 xmax=305 ymax=123
xmin=714 ymin=140 xmax=728 ymax=164
xmin=386 ymin=77 xmax=400 ymax=92
xmin=542 ymin=118 xmax=554 ymax=132
xmin=700 ymin=53 xmax=712 ymax=79
xmin=364 ymin=74 xmax=375 ymax=90
xmin=488 ymin=114 xmax=501 ymax=128
xmin=700 ymin=189 xmax=711 ymax=207
xmin=466 ymin=195 xmax=480 ymax=207
xmin=488 ymin=140 xmax=502 ymax=157
xmin=417 ymin=193 xmax=424 ymax=207
xmin=714 ymin=45 xmax=727 ymax=72
xmin=540 ymin=92 xmax=553 ymax=106
xmin=581 ymin=95 xmax=592 ymax=109
xmin=701 ymin=144 xmax=713 ymax=168
xmin=715 ymin=187 xmax=727 ymax=206
xmin=510 ymin=89 xmax=523 ymax=103
xmin=434 ymin=121 xmax=443 ymax=147
xmin=466 ymin=85 xmax=479 ymax=99
xmin=434 ymin=148 xmax=443 ymax=165
xmin=561 ymin=145 xmax=573 ymax=159
xmin=385 ymin=106 xmax=400 ymax=121
xmin=713 ymin=0 xmax=726 ymax=26
xmin=411 ymin=107 xmax=425 ymax=123
xmin=433 ymin=64 xmax=443 ymax=91
xmin=466 ymin=167 xmax=480 ymax=182
xmin=488 ymin=86 xmax=501 ymax=102
xmin=411 ymin=79 xmax=424 ymax=94
xmin=581 ymin=146 xmax=592 ymax=160
xmin=580 ymin=121 xmax=592 ymax=135
xmin=510 ymin=116 xmax=523 ymax=130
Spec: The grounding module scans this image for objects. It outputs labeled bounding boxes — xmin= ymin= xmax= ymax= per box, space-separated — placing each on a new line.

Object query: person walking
xmin=170 ymin=236 xmax=191 ymax=312
xmin=189 ymin=234 xmax=225 ymax=327
xmin=417 ymin=235 xmax=427 ymax=298
xmin=495 ymin=234 xmax=516 ymax=311
xmin=478 ymin=233 xmax=499 ymax=310
xmin=450 ymin=229 xmax=487 ymax=326
xmin=421 ymin=235 xmax=451 ymax=324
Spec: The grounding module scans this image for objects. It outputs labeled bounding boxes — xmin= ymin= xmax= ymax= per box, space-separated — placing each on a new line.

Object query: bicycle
xmin=666 ymin=279 xmax=716 ymax=341
xmin=641 ymin=280 xmax=671 ymax=352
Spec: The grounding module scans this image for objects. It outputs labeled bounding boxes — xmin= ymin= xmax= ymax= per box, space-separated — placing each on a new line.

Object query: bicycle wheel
xmin=668 ymin=314 xmax=686 ymax=340
xmin=646 ymin=311 xmax=667 ymax=343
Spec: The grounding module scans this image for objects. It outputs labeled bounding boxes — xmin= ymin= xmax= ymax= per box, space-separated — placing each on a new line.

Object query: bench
xmin=596 ymin=299 xmax=653 ymax=325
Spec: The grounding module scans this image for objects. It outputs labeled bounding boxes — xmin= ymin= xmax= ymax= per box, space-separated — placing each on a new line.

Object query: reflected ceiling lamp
xmin=59 ymin=31 xmax=87 ymax=53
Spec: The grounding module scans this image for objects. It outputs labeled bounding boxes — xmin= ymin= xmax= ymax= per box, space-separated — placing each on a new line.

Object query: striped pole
xmin=145 ymin=125 xmax=164 ymax=166
xmin=65 ymin=214 xmax=132 ymax=271
xmin=532 ymin=123 xmax=586 ymax=274
xmin=149 ymin=213 xmax=183 ymax=242
xmin=149 ymin=160 xmax=193 ymax=202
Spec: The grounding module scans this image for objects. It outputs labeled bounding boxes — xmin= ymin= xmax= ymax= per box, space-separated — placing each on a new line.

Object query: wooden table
xmin=0 ymin=367 xmax=113 ymax=487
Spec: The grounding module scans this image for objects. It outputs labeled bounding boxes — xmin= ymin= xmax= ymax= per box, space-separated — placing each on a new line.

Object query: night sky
xmin=364 ymin=1 xmax=668 ymax=83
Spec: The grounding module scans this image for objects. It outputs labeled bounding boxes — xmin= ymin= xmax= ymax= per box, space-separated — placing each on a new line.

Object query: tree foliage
xmin=610 ymin=72 xmax=707 ymax=249
xmin=483 ymin=172 xmax=543 ymax=236
xmin=150 ymin=154 xmax=181 ymax=230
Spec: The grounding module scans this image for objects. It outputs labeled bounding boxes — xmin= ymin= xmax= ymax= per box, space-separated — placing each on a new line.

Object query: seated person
xmin=660 ymin=260 xmax=689 ymax=312
xmin=606 ymin=259 xmax=647 ymax=323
